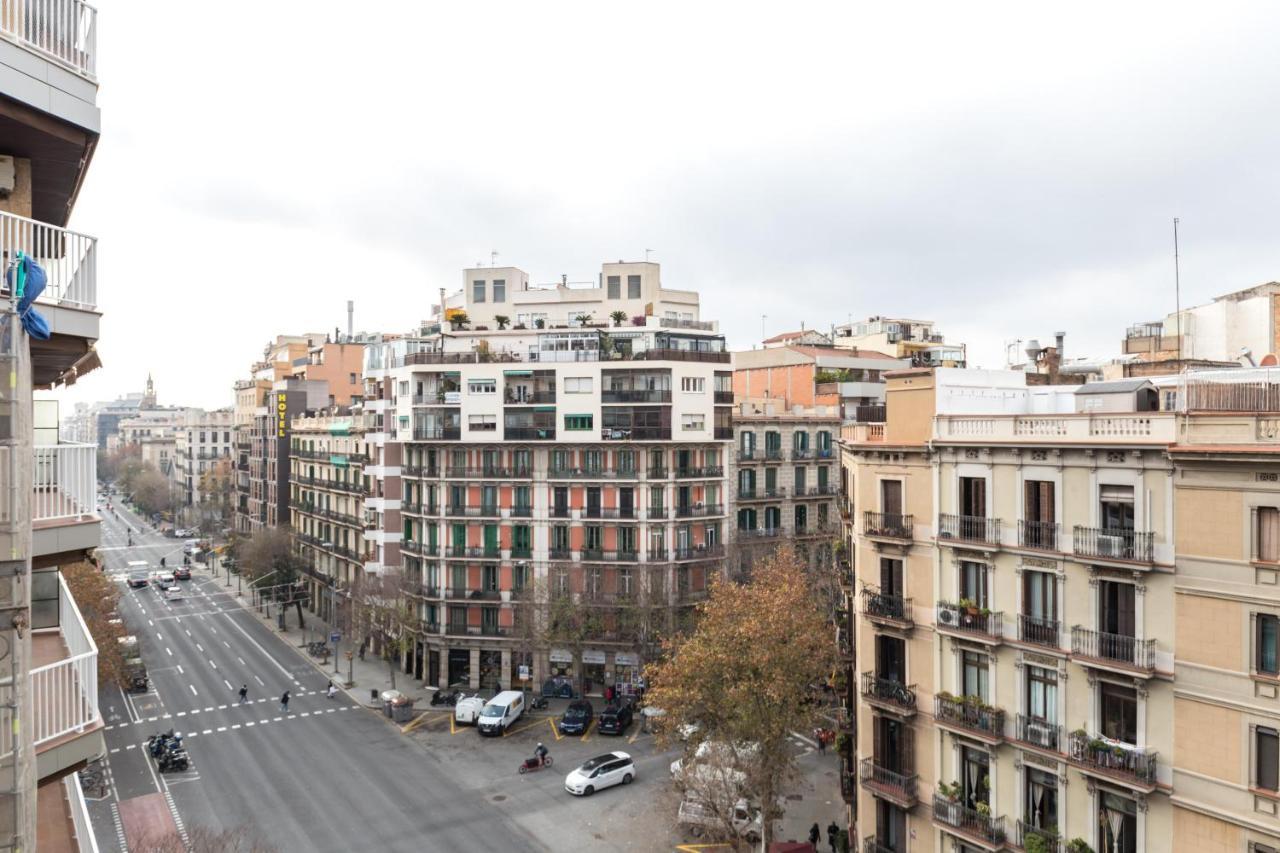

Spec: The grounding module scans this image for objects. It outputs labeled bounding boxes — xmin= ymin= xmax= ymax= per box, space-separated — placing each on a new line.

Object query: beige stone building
xmin=845 ymin=368 xmax=1180 ymax=853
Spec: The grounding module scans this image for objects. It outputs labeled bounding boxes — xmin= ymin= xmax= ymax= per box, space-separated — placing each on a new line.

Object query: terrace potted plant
xmin=610 ymin=310 xmax=627 ymax=327
xmin=1065 ymin=839 xmax=1094 ymax=853
xmin=936 ymin=781 xmax=962 ymax=824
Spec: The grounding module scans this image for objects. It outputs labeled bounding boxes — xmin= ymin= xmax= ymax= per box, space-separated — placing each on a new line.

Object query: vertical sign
xmin=276 ymin=392 xmax=288 ymax=438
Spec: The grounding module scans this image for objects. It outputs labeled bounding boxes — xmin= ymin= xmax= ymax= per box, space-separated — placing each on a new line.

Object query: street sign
xmin=518 ymin=665 xmax=530 ymax=681
xmin=329 ymin=632 xmax=340 ymax=645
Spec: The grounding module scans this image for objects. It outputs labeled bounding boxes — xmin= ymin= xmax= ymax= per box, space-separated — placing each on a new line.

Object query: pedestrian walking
xmin=827 ymin=821 xmax=840 ymax=853
xmin=326 ymin=681 xmax=336 ymax=699
xmin=816 ymin=727 xmax=826 ymax=755
xmin=237 ymin=684 xmax=248 ymax=704
xmin=280 ymin=690 xmax=290 ymax=712
xmin=809 ymin=822 xmax=820 ymax=846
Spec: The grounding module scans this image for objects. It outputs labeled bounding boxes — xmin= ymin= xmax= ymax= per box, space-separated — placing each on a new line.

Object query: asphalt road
xmin=86 ymin=499 xmax=545 ymax=852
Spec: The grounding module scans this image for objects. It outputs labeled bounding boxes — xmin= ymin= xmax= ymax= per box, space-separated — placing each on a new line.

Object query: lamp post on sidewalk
xmin=346 ymin=650 xmax=354 ymax=688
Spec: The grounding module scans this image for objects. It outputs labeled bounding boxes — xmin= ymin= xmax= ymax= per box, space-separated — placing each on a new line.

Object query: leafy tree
xmin=544 ymin=582 xmax=604 ymax=696
xmin=646 ymin=546 xmax=836 ymax=848
xmin=60 ymin=560 xmax=129 ymax=689
xmin=132 ymin=467 xmax=171 ymax=516
xmin=197 ymin=458 xmax=236 ymax=534
xmin=494 ymin=314 xmax=510 ymax=330
xmin=609 ymin=310 xmax=627 ymax=327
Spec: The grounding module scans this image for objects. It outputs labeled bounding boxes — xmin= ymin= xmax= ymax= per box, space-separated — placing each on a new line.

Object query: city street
xmin=85 ymin=502 xmax=542 ymax=852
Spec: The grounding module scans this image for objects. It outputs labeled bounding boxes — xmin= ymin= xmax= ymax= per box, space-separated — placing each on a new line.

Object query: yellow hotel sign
xmin=276 ymin=392 xmax=288 ymax=437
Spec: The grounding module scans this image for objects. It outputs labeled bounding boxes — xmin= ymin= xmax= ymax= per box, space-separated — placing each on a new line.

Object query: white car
xmin=164 ymin=585 xmax=184 ymax=602
xmin=454 ymin=694 xmax=486 ymax=725
xmin=564 ymin=751 xmax=635 ymax=797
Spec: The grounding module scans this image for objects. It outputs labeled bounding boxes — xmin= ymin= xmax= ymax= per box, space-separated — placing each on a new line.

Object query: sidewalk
xmin=199 ymin=564 xmax=438 ymax=711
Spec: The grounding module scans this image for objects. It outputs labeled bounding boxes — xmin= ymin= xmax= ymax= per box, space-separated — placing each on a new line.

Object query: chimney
xmin=1054 ymin=331 xmax=1065 ymax=358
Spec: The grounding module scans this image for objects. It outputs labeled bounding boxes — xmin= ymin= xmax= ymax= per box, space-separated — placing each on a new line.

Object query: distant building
xmin=762 ymin=329 xmax=831 ymax=348
xmin=832 ymin=315 xmax=966 ymax=367
xmin=1124 ymin=282 xmax=1280 ymax=367
xmin=733 ymin=345 xmax=908 ymax=421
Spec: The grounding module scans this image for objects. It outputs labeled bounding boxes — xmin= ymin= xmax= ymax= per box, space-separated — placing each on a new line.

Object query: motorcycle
xmin=147 ymin=730 xmax=183 ymax=759
xmin=517 ymin=755 xmax=553 ymax=774
xmin=430 ymin=688 xmax=461 ymax=707
xmin=158 ymin=748 xmax=190 ymax=773
xmin=530 ymin=695 xmax=549 ymax=710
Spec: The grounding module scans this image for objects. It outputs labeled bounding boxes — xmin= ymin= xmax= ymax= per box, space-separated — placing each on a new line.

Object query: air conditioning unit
xmin=938 ymin=607 xmax=958 ymax=626
xmin=1097 ymin=534 xmax=1124 ymax=557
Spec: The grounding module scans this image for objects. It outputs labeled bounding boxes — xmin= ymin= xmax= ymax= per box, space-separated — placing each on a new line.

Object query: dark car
xmin=597 ymin=701 xmax=633 ymax=736
xmin=173 ymin=566 xmax=191 ymax=580
xmin=558 ymin=700 xmax=594 ymax=735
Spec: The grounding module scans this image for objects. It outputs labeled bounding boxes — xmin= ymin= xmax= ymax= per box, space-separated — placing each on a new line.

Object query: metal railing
xmin=1067 ymin=731 xmax=1158 ymax=785
xmin=31 ymin=573 xmax=98 ymax=746
xmin=1017 ymin=821 xmax=1063 ymax=853
xmin=0 ymin=0 xmax=97 ymax=78
xmin=673 ymin=544 xmax=725 ymax=560
xmin=675 ymin=503 xmax=724 ymax=517
xmin=737 ymin=487 xmax=787 ymax=501
xmin=1070 ymin=626 xmax=1156 ymax=669
xmin=862 ymin=590 xmax=911 ymax=624
xmin=0 ymin=210 xmax=98 ymax=310
xmin=32 ymin=442 xmax=96 ymax=523
xmin=1072 ymin=526 xmax=1154 ymax=562
xmin=674 ymin=466 xmax=725 ymax=479
xmin=855 ymin=405 xmax=887 ymax=423
xmin=1018 ymin=520 xmax=1060 ymax=551
xmin=934 ymin=694 xmax=1004 ymax=738
xmin=863 ymin=836 xmax=900 ymax=853
xmin=601 ymin=389 xmax=671 ymax=404
xmin=860 ymin=672 xmax=916 ymax=712
xmin=938 ymin=513 xmax=1001 ymax=545
xmin=936 ymin=602 xmax=1003 ymax=641
xmin=859 ymin=758 xmax=918 ymax=803
xmin=1018 ymin=614 xmax=1060 ymax=647
xmin=863 ymin=511 xmax=912 ymax=539
xmin=932 ymin=794 xmax=1006 ymax=845
xmin=1016 ymin=714 xmax=1061 ymax=752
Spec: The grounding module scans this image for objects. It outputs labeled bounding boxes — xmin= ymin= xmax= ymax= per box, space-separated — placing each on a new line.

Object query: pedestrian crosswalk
xmin=106 ymin=704 xmax=357 ymax=754
xmin=103 ymin=690 xmax=326 ymax=732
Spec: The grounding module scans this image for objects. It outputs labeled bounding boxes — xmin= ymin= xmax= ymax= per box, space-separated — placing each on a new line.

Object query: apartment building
xmin=833 ymin=316 xmax=966 ymax=368
xmin=733 ymin=344 xmax=908 ymax=422
xmin=729 ymin=401 xmax=841 ymax=574
xmin=289 ymin=409 xmax=371 ymax=621
xmin=364 ymin=261 xmax=732 ymax=693
xmin=172 ymin=408 xmax=234 ymax=527
xmin=1 ymin=3 xmax=106 ymax=848
xmin=846 ymin=369 xmax=1177 ymax=853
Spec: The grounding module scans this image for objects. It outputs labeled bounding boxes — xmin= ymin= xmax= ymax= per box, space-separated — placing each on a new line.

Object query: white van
xmin=477 ymin=690 xmax=524 ymax=736
xmin=454 ymin=694 xmax=487 ymax=726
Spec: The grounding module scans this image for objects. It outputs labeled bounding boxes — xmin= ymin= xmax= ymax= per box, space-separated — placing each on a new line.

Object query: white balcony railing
xmin=934 ymin=413 xmax=1177 ymax=445
xmin=0 ymin=210 xmax=98 ymax=312
xmin=32 ymin=572 xmax=99 ymax=746
xmin=33 ymin=442 xmax=96 ymax=523
xmin=0 ymin=0 xmax=97 ymax=78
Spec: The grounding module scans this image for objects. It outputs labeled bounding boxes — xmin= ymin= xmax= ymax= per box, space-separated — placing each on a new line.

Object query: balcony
xmin=548 ymin=467 xmax=627 ymax=480
xmin=503 ymin=391 xmax=557 ymax=405
xmin=674 ymin=466 xmax=725 ymax=479
xmin=736 ymin=487 xmax=786 ymax=501
xmin=1072 ymin=526 xmax=1154 ymax=564
xmin=1015 ymin=714 xmax=1062 ymax=753
xmin=1017 ymin=520 xmax=1060 ymax=551
xmin=762 ymin=448 xmax=785 ymax=461
xmin=1 ymin=0 xmax=98 ymax=78
xmin=444 ymin=504 xmax=501 ymax=519
xmin=32 ymin=442 xmax=98 ymax=558
xmin=938 ymin=514 xmax=1002 ymax=548
xmin=509 ymin=505 xmax=534 ymax=518
xmin=675 ymin=503 xmax=724 ymax=518
xmin=863 ymin=837 xmax=901 ymax=853
xmin=31 ymin=572 xmax=103 ymax=779
xmin=580 ymin=549 xmax=640 ymax=563
xmin=601 ymin=389 xmax=672 ymax=404
xmin=791 ymin=448 xmax=813 ymax=460
xmin=861 ymin=590 xmax=913 ymax=630
xmin=932 ymin=794 xmax=1007 ymax=849
xmin=647 ymin=466 xmax=668 ymax=479
xmin=1017 ymin=614 xmax=1061 ymax=648
xmin=736 ymin=527 xmax=783 ymax=540
xmin=714 ymin=391 xmax=734 ymax=405
xmin=412 ymin=426 xmax=462 ymax=441
xmin=673 ymin=544 xmax=725 ymax=561
xmin=863 ymin=511 xmax=912 ymax=540
xmin=1067 ymin=731 xmax=1159 ymax=791
xmin=445 ymin=545 xmax=501 ymax=559
xmin=860 ymin=672 xmax=916 ymax=716
xmin=1070 ymin=626 xmax=1156 ymax=675
xmin=1017 ymin=822 xmax=1063 ymax=853
xmin=936 ymin=602 xmax=1004 ymax=644
xmin=445 ymin=466 xmax=531 ymax=479
xmin=859 ymin=758 xmax=918 ymax=809
xmin=550 ymin=506 xmax=572 ymax=519
xmin=505 ymin=426 xmax=556 ymax=441
xmin=934 ymin=693 xmax=1005 ymax=744
xmin=934 ymin=413 xmax=1178 ymax=445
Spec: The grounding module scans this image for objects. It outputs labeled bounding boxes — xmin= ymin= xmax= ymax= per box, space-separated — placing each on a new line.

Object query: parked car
xmin=563 ymin=751 xmax=635 ymax=796
xmin=183 ymin=540 xmax=203 ymax=556
xmin=477 ymin=690 xmax=525 ymax=736
xmin=174 ymin=527 xmax=195 ymax=538
xmin=454 ymin=694 xmax=487 ymax=726
xmin=597 ymin=701 xmax=634 ymax=735
xmin=558 ymin=700 xmax=594 ymax=735
xmin=677 ymin=795 xmax=762 ymax=844
xmin=173 ymin=566 xmax=191 ymax=581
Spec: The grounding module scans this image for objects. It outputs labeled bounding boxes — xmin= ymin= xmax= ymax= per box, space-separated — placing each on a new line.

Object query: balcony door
xmin=875 ymin=635 xmax=906 ymax=684
xmin=875 ymin=801 xmax=907 ymax=852
xmin=586 ymin=487 xmax=602 ymax=517
xmin=1024 ymin=768 xmax=1059 ymax=835
xmin=1099 ymin=681 xmax=1138 ymax=745
xmin=553 ymin=486 xmax=569 ymax=516
xmin=1098 ymin=580 xmax=1136 ymax=639
xmin=958 ymin=560 xmax=989 ymax=609
xmin=873 ymin=715 xmax=913 ymax=774
xmin=960 ymin=745 xmax=990 ymax=809
xmin=879 ymin=558 xmax=904 ymax=599
xmin=960 ymin=476 xmax=986 ymax=518
xmin=619 ymin=487 xmax=634 ymax=517
xmin=880 ymin=480 xmax=903 ymax=517
xmin=1099 ymin=792 xmax=1138 ymax=853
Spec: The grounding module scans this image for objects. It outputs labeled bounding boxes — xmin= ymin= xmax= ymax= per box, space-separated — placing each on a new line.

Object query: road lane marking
xmin=227 ymin=613 xmax=298 ymax=682
xmin=166 ymin=647 xmax=173 ymax=656
xmin=236 ymin=656 xmax=244 ymax=664
xmin=156 ymin=632 xmax=162 ymax=640
xmin=196 ymin=643 xmax=204 ymax=653
xmin=189 ymin=685 xmax=198 ymax=696
xmin=253 ymin=675 xmax=264 ymax=686
xmin=223 ymin=680 xmax=232 ymax=690
xmin=209 ymin=660 xmax=217 ymax=669
xmin=202 ymin=729 xmax=211 ymax=734
xmin=177 ymin=665 xmax=184 ymax=674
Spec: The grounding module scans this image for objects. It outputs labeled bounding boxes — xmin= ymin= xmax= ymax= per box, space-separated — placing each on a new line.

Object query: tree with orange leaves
xmin=646 ymin=545 xmax=837 ymax=848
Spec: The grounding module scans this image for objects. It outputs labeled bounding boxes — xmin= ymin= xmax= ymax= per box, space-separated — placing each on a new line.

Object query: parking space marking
xmin=581 ymin=720 xmax=595 ymax=743
xmin=501 ymin=717 xmax=544 ymax=738
xmin=547 ymin=717 xmax=564 ymax=741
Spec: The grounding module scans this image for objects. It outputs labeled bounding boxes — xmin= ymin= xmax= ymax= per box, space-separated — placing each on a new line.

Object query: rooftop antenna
xmin=491 ymin=250 xmax=498 ymax=268
xmin=346 ymin=300 xmax=353 ymax=341
xmin=1173 ymin=217 xmax=1182 ymax=364
xmin=761 ymin=314 xmax=767 ymax=342
xmin=645 ymin=248 xmax=654 ymax=262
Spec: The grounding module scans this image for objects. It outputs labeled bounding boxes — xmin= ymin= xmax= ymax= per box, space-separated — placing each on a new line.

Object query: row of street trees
xmin=97 ymin=444 xmax=171 ymax=516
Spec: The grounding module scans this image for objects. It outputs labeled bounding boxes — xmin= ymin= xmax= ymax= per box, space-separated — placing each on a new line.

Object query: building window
xmin=680 ymin=376 xmax=705 ymax=393
xmin=627 ymin=275 xmax=641 ymax=299
xmin=1100 ymin=681 xmax=1138 ymax=744
xmin=1259 ymin=507 xmax=1280 ymax=562
xmin=468 ymin=379 xmax=496 ymax=395
xmin=472 ymin=280 xmax=486 ymax=302
xmin=958 ymin=560 xmax=989 ymax=608
xmin=492 ymin=279 xmax=506 ymax=303
xmin=1099 ymin=792 xmax=1138 ymax=853
xmin=565 ymin=414 xmax=593 ymax=431
xmin=681 ymin=414 xmax=705 ymax=431
xmin=1259 ymin=727 xmax=1280 ymax=791
xmin=607 ymin=276 xmax=621 ymax=299
xmin=1259 ymin=614 xmax=1280 ymax=675
xmin=961 ymin=650 xmax=989 ymax=701
xmin=468 ymin=415 xmax=496 ymax=431
xmin=564 ymin=377 xmax=593 ymax=393
xmin=1100 ymin=484 xmax=1135 ymax=531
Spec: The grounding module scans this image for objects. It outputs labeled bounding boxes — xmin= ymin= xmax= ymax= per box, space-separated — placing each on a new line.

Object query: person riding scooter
xmin=533 ymin=742 xmax=549 ymax=767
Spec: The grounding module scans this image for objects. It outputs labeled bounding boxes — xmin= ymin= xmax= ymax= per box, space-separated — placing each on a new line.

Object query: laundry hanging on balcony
xmin=6 ymin=251 xmax=50 ymax=340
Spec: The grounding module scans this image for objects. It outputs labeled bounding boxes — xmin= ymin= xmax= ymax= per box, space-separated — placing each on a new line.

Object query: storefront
xmin=479 ymin=649 xmax=502 ymax=691
xmin=582 ymin=649 xmax=607 ymax=695
xmin=613 ymin=652 xmax=641 ymax=700
xmin=546 ymin=648 xmax=575 ymax=698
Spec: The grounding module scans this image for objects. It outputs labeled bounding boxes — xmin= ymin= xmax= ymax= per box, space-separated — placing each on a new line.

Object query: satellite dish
xmin=1262 ymin=353 xmax=1278 ymax=367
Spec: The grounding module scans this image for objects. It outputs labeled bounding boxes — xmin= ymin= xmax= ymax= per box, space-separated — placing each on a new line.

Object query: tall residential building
xmin=172 ymin=408 xmax=234 ymax=527
xmin=1 ymin=3 xmax=106 ymax=848
xmin=728 ymin=401 xmax=841 ymax=575
xmin=362 ymin=260 xmax=732 ymax=692
xmin=844 ymin=369 xmax=1178 ymax=853
xmin=833 ymin=315 xmax=966 ymax=368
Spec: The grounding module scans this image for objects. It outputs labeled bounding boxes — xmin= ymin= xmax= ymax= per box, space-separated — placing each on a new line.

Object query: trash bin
xmin=371 ymin=688 xmax=379 ymax=703
xmin=381 ymin=690 xmax=403 ymax=718
xmin=391 ymin=698 xmax=415 ymax=724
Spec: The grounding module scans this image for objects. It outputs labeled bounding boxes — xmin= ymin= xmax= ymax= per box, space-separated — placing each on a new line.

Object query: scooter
xmin=147 ymin=730 xmax=182 ymax=758
xmin=530 ymin=695 xmax=549 ymax=710
xmin=430 ymin=689 xmax=461 ymax=707
xmin=158 ymin=748 xmax=190 ymax=773
xmin=517 ymin=755 xmax=553 ymax=774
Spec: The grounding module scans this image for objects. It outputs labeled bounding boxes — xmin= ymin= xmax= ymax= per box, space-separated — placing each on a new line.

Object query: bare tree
xmin=132 ymin=466 xmax=171 ymax=516
xmin=197 ymin=458 xmax=236 ymax=534
xmin=241 ymin=527 xmax=306 ymax=628
xmin=60 ymin=560 xmax=129 ymax=689
xmin=349 ymin=569 xmax=416 ymax=689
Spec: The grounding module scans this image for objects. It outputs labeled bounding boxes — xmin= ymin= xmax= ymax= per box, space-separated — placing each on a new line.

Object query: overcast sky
xmin=48 ymin=0 xmax=1280 ymax=411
